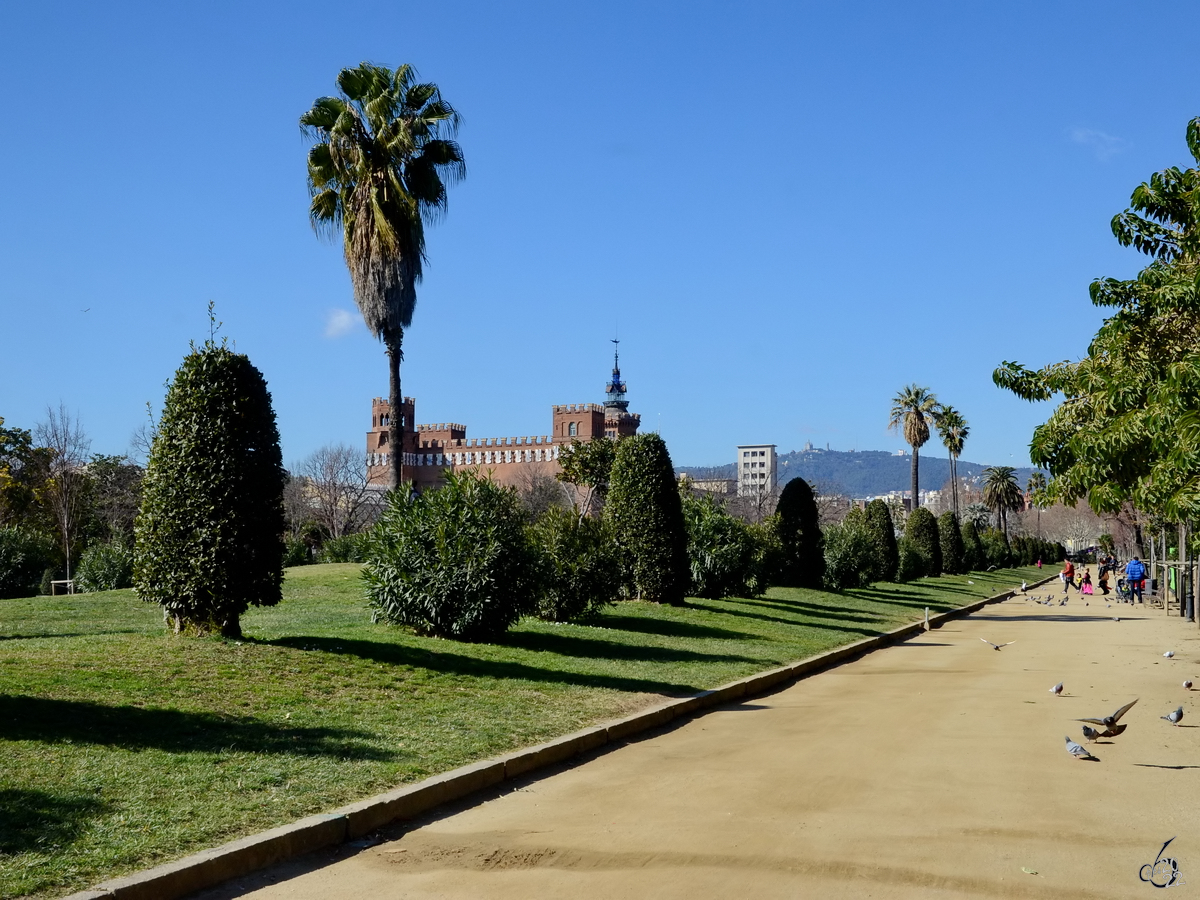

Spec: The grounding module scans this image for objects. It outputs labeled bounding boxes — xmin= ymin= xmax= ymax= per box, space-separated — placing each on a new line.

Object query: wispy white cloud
xmin=1071 ymin=127 xmax=1125 ymax=161
xmin=324 ymin=308 xmax=358 ymax=338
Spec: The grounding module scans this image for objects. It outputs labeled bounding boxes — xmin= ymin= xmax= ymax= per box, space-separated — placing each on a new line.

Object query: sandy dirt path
xmin=194 ymin=592 xmax=1200 ymax=899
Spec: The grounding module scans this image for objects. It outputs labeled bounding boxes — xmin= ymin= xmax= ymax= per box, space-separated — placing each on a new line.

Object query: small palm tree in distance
xmin=889 ymin=385 xmax=941 ymax=514
xmin=936 ymin=406 xmax=969 ymax=518
xmin=982 ymin=466 xmax=1023 ymax=538
xmin=1027 ymin=471 xmax=1047 ymax=538
xmin=302 ymin=63 xmax=465 ymax=490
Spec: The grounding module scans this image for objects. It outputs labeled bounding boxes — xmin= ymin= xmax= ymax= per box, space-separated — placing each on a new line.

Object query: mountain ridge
xmin=677 ymin=448 xmax=1043 ymax=498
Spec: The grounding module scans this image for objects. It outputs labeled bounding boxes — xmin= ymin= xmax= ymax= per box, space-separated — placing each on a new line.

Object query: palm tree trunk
xmin=386 ymin=330 xmax=404 ymax=491
xmin=911 ymin=446 xmax=919 ymax=513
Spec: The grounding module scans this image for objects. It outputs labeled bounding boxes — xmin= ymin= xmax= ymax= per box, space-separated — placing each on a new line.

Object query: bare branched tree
xmin=514 ymin=467 xmax=570 ymax=519
xmin=34 ymin=405 xmax=92 ymax=583
xmin=295 ymin=443 xmax=375 ymax=539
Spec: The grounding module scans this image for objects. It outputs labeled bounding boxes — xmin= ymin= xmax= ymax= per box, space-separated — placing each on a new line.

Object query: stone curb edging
xmin=64 ymin=575 xmax=1055 ymax=900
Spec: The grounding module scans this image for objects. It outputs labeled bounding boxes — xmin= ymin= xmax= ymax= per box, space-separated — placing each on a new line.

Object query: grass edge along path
xmin=0 ymin=563 xmax=1045 ymax=899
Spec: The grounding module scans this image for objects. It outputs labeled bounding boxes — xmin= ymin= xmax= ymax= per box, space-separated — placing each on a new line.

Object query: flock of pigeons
xmin=986 ymin=583 xmax=1190 ymax=763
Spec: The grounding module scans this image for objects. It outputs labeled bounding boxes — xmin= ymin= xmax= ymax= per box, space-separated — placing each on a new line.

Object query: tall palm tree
xmin=888 ymin=385 xmax=940 ymax=513
xmin=935 ymin=406 xmax=969 ymax=518
xmin=982 ymin=466 xmax=1023 ymax=538
xmin=302 ymin=63 xmax=465 ymax=489
xmin=1026 ymin=471 xmax=1046 ymax=538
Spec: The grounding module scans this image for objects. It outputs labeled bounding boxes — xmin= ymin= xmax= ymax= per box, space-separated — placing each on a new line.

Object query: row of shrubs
xmin=0 ymin=527 xmax=136 ymax=598
xmin=822 ymin=501 xmax=1064 ymax=590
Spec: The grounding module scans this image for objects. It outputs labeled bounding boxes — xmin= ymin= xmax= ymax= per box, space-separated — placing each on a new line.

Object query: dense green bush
xmin=960 ymin=519 xmax=984 ymax=571
xmin=905 ymin=508 xmax=942 ymax=577
xmin=317 ymin=532 xmax=367 ymax=564
xmin=605 ymin=434 xmax=688 ymax=604
xmin=0 ymin=527 xmax=56 ymax=599
xmin=774 ymin=478 xmax=824 ymax=588
xmin=531 ymin=506 xmax=618 ymax=621
xmin=938 ymin=511 xmax=965 ymax=575
xmin=76 ymin=540 xmax=133 ymax=592
xmin=864 ymin=499 xmax=899 ymax=582
xmin=283 ymin=536 xmax=312 ymax=567
xmin=364 ymin=471 xmax=538 ymax=640
xmin=822 ymin=515 xmax=875 ymax=590
xmin=134 ymin=340 xmax=286 ymax=637
xmin=896 ymin=538 xmax=925 ymax=583
xmin=681 ymin=492 xmax=756 ymax=599
xmin=980 ymin=528 xmax=1012 ymax=569
xmin=746 ymin=517 xmax=785 ymax=596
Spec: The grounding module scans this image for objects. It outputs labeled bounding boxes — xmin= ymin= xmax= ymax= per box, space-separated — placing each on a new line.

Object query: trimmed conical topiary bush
xmin=134 ymin=339 xmax=286 ymax=637
xmin=905 ymin=507 xmax=942 ymax=577
xmin=775 ymin=478 xmax=825 ymax=589
xmin=605 ymin=433 xmax=688 ymax=604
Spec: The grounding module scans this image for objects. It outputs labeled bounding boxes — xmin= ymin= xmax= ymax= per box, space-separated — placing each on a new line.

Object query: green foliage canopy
xmin=134 ymin=341 xmax=286 ymax=637
xmin=938 ymin=511 xmax=965 ymax=575
xmin=905 ymin=507 xmax=942 ymax=577
xmin=863 ymin=499 xmax=899 ymax=582
xmin=774 ymin=478 xmax=825 ymax=588
xmin=994 ymin=116 xmax=1200 ymax=521
xmin=364 ymin=471 xmax=537 ymax=640
xmin=605 ymin=433 xmax=689 ymax=604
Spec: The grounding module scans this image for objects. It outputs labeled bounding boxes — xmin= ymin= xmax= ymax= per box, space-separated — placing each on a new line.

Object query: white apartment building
xmin=737 ymin=444 xmax=777 ymax=497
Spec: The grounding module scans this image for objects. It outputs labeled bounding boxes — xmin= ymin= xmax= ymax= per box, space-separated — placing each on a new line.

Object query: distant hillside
xmin=678 ymin=448 xmax=1044 ymax=498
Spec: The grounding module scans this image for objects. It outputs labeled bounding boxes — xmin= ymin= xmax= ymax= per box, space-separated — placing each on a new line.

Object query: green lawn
xmin=0 ymin=563 xmax=1046 ymax=899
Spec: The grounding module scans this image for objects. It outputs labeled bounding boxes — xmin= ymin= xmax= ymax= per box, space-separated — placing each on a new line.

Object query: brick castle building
xmin=367 ymin=344 xmax=640 ymax=490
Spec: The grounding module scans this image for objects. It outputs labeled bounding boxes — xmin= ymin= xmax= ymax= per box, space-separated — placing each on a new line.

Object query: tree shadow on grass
xmin=0 ymin=788 xmax=110 ymax=855
xmin=0 ymin=695 xmax=393 ymax=760
xmin=265 ymin=636 xmax=705 ymax=695
xmin=739 ymin=597 xmax=885 ymax=625
xmin=593 ymin=615 xmax=754 ymax=642
xmin=685 ymin=602 xmax=885 ymax=637
xmin=499 ymin=630 xmax=758 ymax=664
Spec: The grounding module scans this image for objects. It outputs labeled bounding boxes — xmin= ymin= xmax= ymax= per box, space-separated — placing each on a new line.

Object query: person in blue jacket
xmin=1125 ymin=556 xmax=1148 ymax=603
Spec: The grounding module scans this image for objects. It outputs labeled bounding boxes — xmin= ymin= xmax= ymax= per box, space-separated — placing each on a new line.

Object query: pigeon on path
xmin=980 ymin=639 xmax=1016 ymax=651
xmin=1065 ymin=735 xmax=1097 ymax=760
xmin=1185 ymin=680 xmax=1194 ymax=691
xmin=1098 ymin=724 xmax=1128 ymax=738
xmin=1162 ymin=706 xmax=1184 ymax=726
xmin=1082 ymin=725 xmax=1101 ymax=742
xmin=1050 ymin=682 xmax=1064 ymax=696
xmin=1077 ymin=699 xmax=1138 ymax=732
xmin=1165 ymin=650 xmax=1176 ymax=658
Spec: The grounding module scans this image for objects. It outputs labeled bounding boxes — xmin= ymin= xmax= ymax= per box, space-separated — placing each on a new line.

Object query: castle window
xmin=568 ymin=422 xmax=577 ymax=437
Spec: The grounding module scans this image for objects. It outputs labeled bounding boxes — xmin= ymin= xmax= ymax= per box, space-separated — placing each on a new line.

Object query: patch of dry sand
xmin=192 ymin=594 xmax=1200 ymax=899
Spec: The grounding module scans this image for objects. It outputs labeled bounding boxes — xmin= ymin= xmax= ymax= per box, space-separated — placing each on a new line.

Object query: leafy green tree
xmin=557 ymin=437 xmax=617 ymax=519
xmin=302 ymin=63 xmax=465 ymax=490
xmin=888 ymin=385 xmax=940 ymax=512
xmin=774 ymin=478 xmax=825 ymax=588
xmin=531 ymin=506 xmax=618 ymax=621
xmin=980 ymin=528 xmax=1012 ymax=569
xmin=938 ymin=511 xmax=965 ymax=575
xmin=0 ymin=417 xmax=53 ymax=529
xmin=134 ymin=340 xmax=286 ymax=637
xmin=863 ymin=499 xmax=899 ymax=582
xmin=87 ymin=454 xmax=144 ymax=541
xmin=935 ymin=406 xmax=969 ymax=518
xmin=982 ymin=466 xmax=1023 ymax=539
xmin=994 ymin=116 xmax=1200 ymax=522
xmin=681 ymin=492 xmax=757 ymax=599
xmin=605 ymin=433 xmax=689 ymax=604
xmin=365 ymin=471 xmax=537 ymax=639
xmin=960 ymin=518 xmax=985 ymax=571
xmin=905 ymin=507 xmax=942 ymax=576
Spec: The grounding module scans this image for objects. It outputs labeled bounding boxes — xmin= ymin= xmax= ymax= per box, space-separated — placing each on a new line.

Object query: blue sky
xmin=2 ymin=1 xmax=1198 ymax=470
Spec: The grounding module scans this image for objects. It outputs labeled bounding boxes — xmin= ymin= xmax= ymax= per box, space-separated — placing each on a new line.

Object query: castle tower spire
xmin=604 ymin=339 xmax=629 ymax=413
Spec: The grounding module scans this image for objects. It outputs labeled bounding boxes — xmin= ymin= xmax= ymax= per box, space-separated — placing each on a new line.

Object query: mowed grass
xmin=0 ymin=563 xmax=1047 ymax=898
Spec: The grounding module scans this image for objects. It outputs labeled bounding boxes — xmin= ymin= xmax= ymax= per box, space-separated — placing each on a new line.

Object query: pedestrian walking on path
xmin=1125 ymin=556 xmax=1147 ymax=603
xmin=1061 ymin=559 xmax=1077 ymax=594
